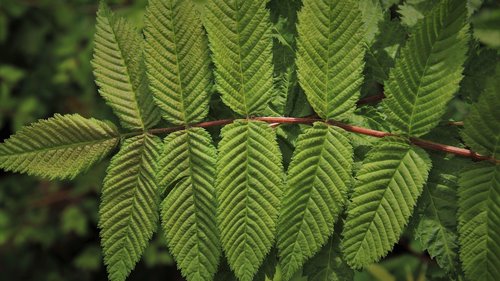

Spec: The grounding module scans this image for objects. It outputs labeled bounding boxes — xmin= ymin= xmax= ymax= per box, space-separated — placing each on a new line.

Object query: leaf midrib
xmin=107 ymin=135 xmax=150 ymax=266
xmin=107 ymin=14 xmax=146 ymax=130
xmin=288 ymin=126 xmax=330 ymax=263
xmin=0 ymin=135 xmax=119 ymax=157
xmin=166 ymin=0 xmax=188 ymax=124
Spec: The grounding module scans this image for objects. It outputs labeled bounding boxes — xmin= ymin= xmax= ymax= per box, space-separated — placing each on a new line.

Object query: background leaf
xmin=413 ymin=156 xmax=466 ymax=274
xmin=458 ymin=163 xmax=500 ymax=281
xmin=460 ymin=69 xmax=500 ymax=158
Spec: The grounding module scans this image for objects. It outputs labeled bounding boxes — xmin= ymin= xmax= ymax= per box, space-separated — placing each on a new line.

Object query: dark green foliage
xmin=1 ymin=1 xmax=499 ymax=281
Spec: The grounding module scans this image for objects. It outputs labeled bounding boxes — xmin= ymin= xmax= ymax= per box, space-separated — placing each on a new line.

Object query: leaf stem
xmin=139 ymin=117 xmax=498 ymax=164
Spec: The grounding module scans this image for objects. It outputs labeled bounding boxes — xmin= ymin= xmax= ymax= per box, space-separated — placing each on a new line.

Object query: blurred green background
xmin=0 ymin=0 xmax=499 ymax=280
xmin=0 ymin=0 xmax=181 ymax=280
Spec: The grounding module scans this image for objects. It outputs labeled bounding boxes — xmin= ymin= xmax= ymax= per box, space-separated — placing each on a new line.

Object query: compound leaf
xmin=145 ymin=0 xmax=212 ymax=125
xmin=342 ymin=138 xmax=431 ymax=268
xmin=383 ymin=0 xmax=469 ymax=136
xmin=158 ymin=128 xmax=220 ymax=281
xmin=93 ymin=3 xmax=159 ymax=130
xmin=278 ymin=122 xmax=353 ymax=279
xmin=296 ymin=0 xmax=366 ymax=120
xmin=99 ymin=134 xmax=162 ymax=281
xmin=216 ymin=120 xmax=284 ymax=281
xmin=0 ymin=113 xmax=119 ymax=180
xmin=203 ymin=0 xmax=275 ymax=116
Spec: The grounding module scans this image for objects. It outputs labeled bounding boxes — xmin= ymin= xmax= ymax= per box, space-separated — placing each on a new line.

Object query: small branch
xmin=144 ymin=117 xmax=499 ymax=164
xmin=356 ymin=94 xmax=385 ymax=106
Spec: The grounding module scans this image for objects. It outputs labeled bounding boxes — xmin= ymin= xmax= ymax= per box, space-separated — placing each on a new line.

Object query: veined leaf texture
xmin=458 ymin=72 xmax=500 ymax=281
xmin=216 ymin=120 xmax=284 ymax=281
xmin=144 ymin=0 xmax=212 ymax=125
xmin=157 ymin=128 xmax=220 ymax=281
xmin=383 ymin=0 xmax=469 ymax=136
xmin=93 ymin=3 xmax=160 ymax=130
xmin=342 ymin=138 xmax=431 ymax=268
xmin=0 ymin=0 xmax=498 ymax=281
xmin=203 ymin=0 xmax=275 ymax=116
xmin=296 ymin=0 xmax=366 ymax=121
xmin=459 ymin=163 xmax=500 ymax=281
xmin=0 ymin=114 xmax=119 ymax=180
xmin=99 ymin=134 xmax=162 ymax=281
xmin=278 ymin=122 xmax=353 ymax=279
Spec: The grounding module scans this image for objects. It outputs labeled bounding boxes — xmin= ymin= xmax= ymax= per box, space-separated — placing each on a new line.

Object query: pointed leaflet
xmin=296 ymin=0 xmax=366 ymax=120
xmin=460 ymin=76 xmax=500 ymax=158
xmin=0 ymin=114 xmax=119 ymax=180
xmin=157 ymin=128 xmax=220 ymax=281
xmin=144 ymin=0 xmax=212 ymax=125
xmin=99 ymin=134 xmax=162 ymax=281
xmin=278 ymin=123 xmax=353 ymax=279
xmin=383 ymin=0 xmax=469 ymax=136
xmin=217 ymin=120 xmax=284 ymax=281
xmin=459 ymin=163 xmax=500 ymax=281
xmin=342 ymin=138 xmax=431 ymax=268
xmin=203 ymin=0 xmax=274 ymax=116
xmin=459 ymin=76 xmax=500 ymax=281
xmin=93 ymin=3 xmax=159 ymax=130
xmin=414 ymin=156 xmax=465 ymax=273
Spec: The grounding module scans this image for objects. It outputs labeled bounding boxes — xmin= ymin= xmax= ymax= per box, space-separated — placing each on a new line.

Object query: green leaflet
xmin=303 ymin=232 xmax=353 ymax=281
xmin=460 ymin=77 xmax=500 ymax=158
xmin=144 ymin=0 xmax=212 ymax=125
xmin=296 ymin=0 xmax=366 ymax=121
xmin=92 ymin=3 xmax=159 ymax=131
xmin=414 ymin=156 xmax=465 ymax=273
xmin=342 ymin=138 xmax=431 ymax=268
xmin=0 ymin=114 xmax=119 ymax=180
xmin=277 ymin=122 xmax=353 ymax=279
xmin=157 ymin=128 xmax=220 ymax=281
xmin=216 ymin=120 xmax=284 ymax=281
xmin=203 ymin=0 xmax=275 ymax=116
xmin=458 ymin=163 xmax=500 ymax=281
xmin=99 ymin=134 xmax=162 ymax=281
xmin=383 ymin=0 xmax=469 ymax=137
